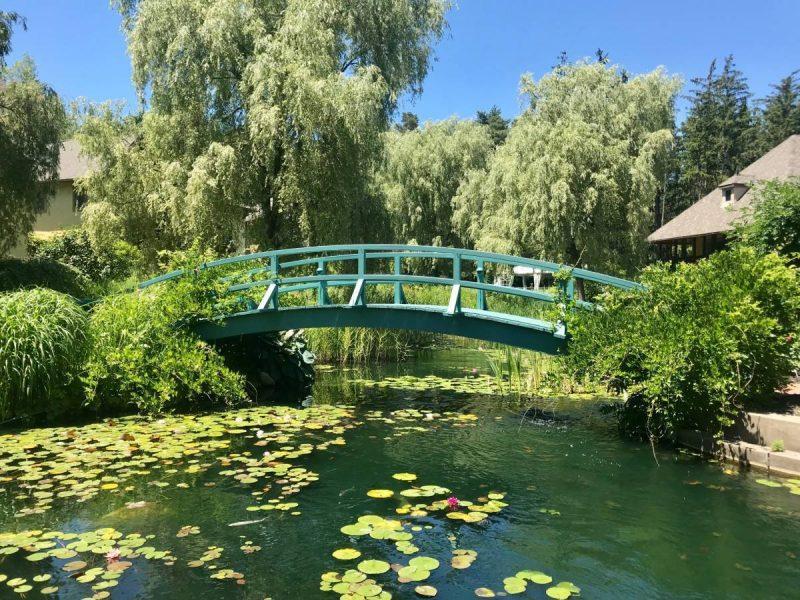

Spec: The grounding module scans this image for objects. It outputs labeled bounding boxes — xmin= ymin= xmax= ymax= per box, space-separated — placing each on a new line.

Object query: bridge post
xmin=556 ymin=275 xmax=575 ymax=336
xmin=476 ymin=260 xmax=488 ymax=311
xmin=270 ymin=254 xmax=280 ymax=310
xmin=316 ymin=260 xmax=329 ymax=306
xmin=447 ymin=252 xmax=462 ymax=315
xmin=393 ymin=255 xmax=406 ymax=304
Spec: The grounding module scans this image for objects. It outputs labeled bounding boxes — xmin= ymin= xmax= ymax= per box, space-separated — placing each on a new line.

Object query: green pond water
xmin=0 ymin=349 xmax=799 ymax=599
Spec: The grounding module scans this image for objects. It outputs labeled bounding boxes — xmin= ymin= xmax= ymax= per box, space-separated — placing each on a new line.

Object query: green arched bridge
xmin=138 ymin=244 xmax=642 ymax=354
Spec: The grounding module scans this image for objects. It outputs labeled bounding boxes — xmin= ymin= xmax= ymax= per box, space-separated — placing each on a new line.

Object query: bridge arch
xmin=138 ymin=244 xmax=642 ymax=354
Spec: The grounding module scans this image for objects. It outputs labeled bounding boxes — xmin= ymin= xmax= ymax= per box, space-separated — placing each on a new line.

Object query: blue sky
xmin=5 ymin=0 xmax=800 ymax=124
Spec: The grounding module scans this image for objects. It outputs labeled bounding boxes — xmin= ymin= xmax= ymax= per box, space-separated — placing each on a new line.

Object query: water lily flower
xmin=446 ymin=496 xmax=460 ymax=509
xmin=105 ymin=548 xmax=121 ymax=562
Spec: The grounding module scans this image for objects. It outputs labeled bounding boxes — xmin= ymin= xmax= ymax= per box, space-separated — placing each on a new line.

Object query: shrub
xmin=28 ymin=229 xmax=142 ymax=282
xmin=83 ymin=274 xmax=247 ymax=415
xmin=561 ymin=247 xmax=800 ymax=441
xmin=732 ymin=179 xmax=800 ymax=261
xmin=0 ymin=289 xmax=89 ymax=421
xmin=0 ymin=257 xmax=93 ymax=297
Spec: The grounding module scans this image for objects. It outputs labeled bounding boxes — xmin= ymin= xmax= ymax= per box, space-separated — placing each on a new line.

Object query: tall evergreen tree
xmin=667 ymin=56 xmax=752 ymax=218
xmin=475 ymin=105 xmax=508 ymax=147
xmin=759 ymin=71 xmax=800 ymax=150
xmin=397 ymin=111 xmax=419 ymax=132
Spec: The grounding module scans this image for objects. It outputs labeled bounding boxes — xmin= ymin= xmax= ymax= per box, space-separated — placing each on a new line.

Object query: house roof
xmin=53 ymin=139 xmax=94 ymax=182
xmin=648 ymin=134 xmax=800 ymax=243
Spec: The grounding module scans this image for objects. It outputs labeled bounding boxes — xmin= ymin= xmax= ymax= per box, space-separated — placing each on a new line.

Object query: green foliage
xmin=0 ymin=289 xmax=89 ymax=421
xmin=771 ymin=439 xmax=785 ymax=452
xmin=397 ymin=112 xmax=419 ymax=132
xmin=476 ymin=105 xmax=508 ymax=147
xmin=0 ymin=257 xmax=93 ymax=297
xmin=214 ymin=331 xmax=315 ymax=397
xmin=27 ymin=229 xmax=142 ymax=282
xmin=454 ymin=60 xmax=679 ymax=275
xmin=752 ymin=71 xmax=800 ymax=158
xmin=732 ymin=179 xmax=800 ymax=261
xmin=662 ymin=56 xmax=755 ymax=222
xmin=561 ymin=247 xmax=800 ymax=441
xmin=377 ymin=118 xmax=494 ymax=249
xmin=78 ymin=0 xmax=448 ymax=259
xmin=0 ymin=20 xmax=68 ymax=254
xmin=83 ymin=272 xmax=247 ymax=415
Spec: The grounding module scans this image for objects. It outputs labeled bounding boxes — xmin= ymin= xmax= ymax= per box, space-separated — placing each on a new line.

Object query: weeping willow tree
xmin=453 ymin=61 xmax=680 ymax=278
xmin=78 ymin=0 xmax=448 ymax=258
xmin=0 ymin=12 xmax=67 ymax=255
xmin=376 ymin=118 xmax=493 ymax=248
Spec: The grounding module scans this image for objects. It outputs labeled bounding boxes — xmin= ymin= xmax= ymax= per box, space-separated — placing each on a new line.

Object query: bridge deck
xmin=195 ymin=303 xmax=567 ymax=354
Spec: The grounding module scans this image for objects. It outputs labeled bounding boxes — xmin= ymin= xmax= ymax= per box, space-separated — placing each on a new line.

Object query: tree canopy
xmin=453 ymin=61 xmax=679 ymax=276
xmin=476 ymin=105 xmax=508 ymax=147
xmin=0 ymin=13 xmax=67 ymax=256
xmin=79 ymin=0 xmax=448 ymax=259
xmin=732 ymin=179 xmax=800 ymax=261
xmin=376 ymin=118 xmax=493 ymax=248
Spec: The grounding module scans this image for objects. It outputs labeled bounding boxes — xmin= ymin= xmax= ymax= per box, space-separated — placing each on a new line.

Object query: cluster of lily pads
xmin=319 ymin=474 xmax=581 ymax=599
xmin=755 ymin=477 xmax=800 ymax=495
xmin=362 ymin=408 xmax=479 ymax=440
xmin=0 ymin=405 xmax=357 ymax=518
xmin=354 ymin=374 xmax=501 ymax=396
xmin=475 ymin=574 xmax=580 ymax=598
xmin=0 ymin=527 xmax=173 ymax=597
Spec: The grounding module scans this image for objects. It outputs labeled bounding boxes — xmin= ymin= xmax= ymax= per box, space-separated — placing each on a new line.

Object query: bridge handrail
xmin=139 ymin=243 xmax=643 ymax=292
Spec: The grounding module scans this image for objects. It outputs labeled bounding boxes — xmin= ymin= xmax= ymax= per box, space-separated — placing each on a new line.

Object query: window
xmin=72 ymin=189 xmax=88 ymax=213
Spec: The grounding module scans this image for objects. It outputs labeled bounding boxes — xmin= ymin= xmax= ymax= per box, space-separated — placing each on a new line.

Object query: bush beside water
xmin=83 ymin=278 xmax=248 ymax=415
xmin=0 ymin=289 xmax=89 ymax=421
xmin=562 ymin=247 xmax=800 ymax=441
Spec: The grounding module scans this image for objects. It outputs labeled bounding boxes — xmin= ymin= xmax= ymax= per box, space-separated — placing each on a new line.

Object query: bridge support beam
xmin=258 ymin=283 xmax=278 ymax=311
xmin=349 ymin=278 xmax=366 ymax=307
xmin=196 ymin=305 xmax=567 ymax=355
xmin=446 ymin=284 xmax=461 ymax=315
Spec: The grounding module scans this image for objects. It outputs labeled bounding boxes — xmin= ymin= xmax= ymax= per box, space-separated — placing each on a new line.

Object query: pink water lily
xmin=446 ymin=496 xmax=460 ymax=509
xmin=105 ymin=548 xmax=121 ymax=562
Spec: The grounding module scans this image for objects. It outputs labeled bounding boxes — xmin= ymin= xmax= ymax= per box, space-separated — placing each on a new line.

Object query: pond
xmin=0 ymin=349 xmax=798 ymax=599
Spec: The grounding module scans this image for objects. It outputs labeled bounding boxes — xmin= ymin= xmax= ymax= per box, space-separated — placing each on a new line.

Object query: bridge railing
xmin=138 ymin=244 xmax=643 ymax=336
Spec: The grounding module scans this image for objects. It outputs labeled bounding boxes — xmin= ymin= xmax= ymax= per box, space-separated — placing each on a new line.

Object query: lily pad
xmin=409 ymin=556 xmax=439 ymax=570
xmin=474 ymin=588 xmax=495 ymax=597
xmin=357 ymin=560 xmax=391 ymax=575
xmin=367 ymin=489 xmax=394 ymax=499
xmin=398 ymin=565 xmax=430 ymax=581
xmin=415 ymin=585 xmax=437 ymax=597
xmin=517 ymin=570 xmax=552 ymax=585
xmin=503 ymin=577 xmax=527 ymax=594
xmin=333 ymin=548 xmax=361 ymax=560
xmin=546 ymin=587 xmax=572 ymax=599
xmin=393 ymin=473 xmax=417 ymax=481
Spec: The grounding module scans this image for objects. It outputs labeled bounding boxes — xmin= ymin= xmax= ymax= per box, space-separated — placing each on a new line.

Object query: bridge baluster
xmin=476 ymin=260 xmax=487 ymax=311
xmin=271 ymin=254 xmax=280 ymax=310
xmin=447 ymin=252 xmax=462 ymax=315
xmin=316 ymin=260 xmax=329 ymax=306
xmin=393 ymin=254 xmax=406 ymax=305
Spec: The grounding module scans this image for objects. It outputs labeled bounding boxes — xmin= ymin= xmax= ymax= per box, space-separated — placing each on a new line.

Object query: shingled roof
xmin=51 ymin=139 xmax=94 ymax=182
xmin=648 ymin=134 xmax=800 ymax=243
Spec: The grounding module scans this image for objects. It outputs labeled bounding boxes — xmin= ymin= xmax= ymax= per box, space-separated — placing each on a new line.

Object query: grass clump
xmin=0 ymin=288 xmax=89 ymax=421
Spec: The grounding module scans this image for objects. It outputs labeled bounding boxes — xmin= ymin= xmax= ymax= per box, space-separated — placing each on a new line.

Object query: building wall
xmin=7 ymin=181 xmax=81 ymax=258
